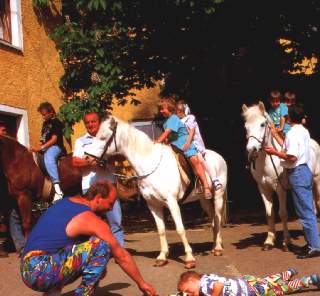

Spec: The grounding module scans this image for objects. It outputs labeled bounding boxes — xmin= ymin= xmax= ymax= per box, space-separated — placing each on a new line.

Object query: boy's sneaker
xmin=52 ymin=183 xmax=64 ymax=204
xmin=287 ymin=268 xmax=298 ymax=276
xmin=212 ymin=179 xmax=223 ymax=191
xmin=310 ymin=274 xmax=320 ymax=288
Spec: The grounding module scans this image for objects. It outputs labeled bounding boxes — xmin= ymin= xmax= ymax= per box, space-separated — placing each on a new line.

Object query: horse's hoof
xmin=154 ymin=259 xmax=168 ymax=267
xmin=212 ymin=249 xmax=223 ymax=256
xmin=262 ymin=244 xmax=273 ymax=251
xmin=184 ymin=261 xmax=196 ymax=269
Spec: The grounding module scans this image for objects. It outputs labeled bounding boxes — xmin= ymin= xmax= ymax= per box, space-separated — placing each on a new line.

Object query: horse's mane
xmin=112 ymin=116 xmax=155 ymax=155
xmin=242 ymin=105 xmax=264 ymax=123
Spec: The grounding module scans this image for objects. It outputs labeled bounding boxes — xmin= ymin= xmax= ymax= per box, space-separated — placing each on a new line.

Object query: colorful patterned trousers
xmin=243 ymin=269 xmax=310 ymax=295
xmin=21 ymin=237 xmax=111 ymax=296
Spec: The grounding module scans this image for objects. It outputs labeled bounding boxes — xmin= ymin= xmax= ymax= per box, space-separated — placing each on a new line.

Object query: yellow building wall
xmin=0 ymin=1 xmax=64 ymax=147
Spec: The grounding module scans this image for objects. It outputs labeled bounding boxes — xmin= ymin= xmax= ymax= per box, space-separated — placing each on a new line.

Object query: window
xmin=0 ymin=0 xmax=22 ymax=49
xmin=130 ymin=119 xmax=164 ymax=141
xmin=0 ymin=0 xmax=11 ymax=43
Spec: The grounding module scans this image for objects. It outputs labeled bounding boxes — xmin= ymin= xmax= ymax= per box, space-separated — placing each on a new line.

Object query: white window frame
xmin=0 ymin=0 xmax=23 ymax=50
xmin=0 ymin=104 xmax=29 ymax=147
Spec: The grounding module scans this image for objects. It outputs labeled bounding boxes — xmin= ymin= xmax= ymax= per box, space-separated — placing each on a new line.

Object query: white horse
xmin=242 ymin=101 xmax=320 ymax=251
xmin=88 ymin=115 xmax=228 ymax=268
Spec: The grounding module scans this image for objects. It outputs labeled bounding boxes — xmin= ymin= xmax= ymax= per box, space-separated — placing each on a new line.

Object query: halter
xmin=84 ymin=121 xmax=118 ymax=169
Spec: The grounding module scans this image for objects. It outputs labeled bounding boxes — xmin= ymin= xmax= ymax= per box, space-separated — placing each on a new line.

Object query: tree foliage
xmin=33 ymin=0 xmax=320 ymax=137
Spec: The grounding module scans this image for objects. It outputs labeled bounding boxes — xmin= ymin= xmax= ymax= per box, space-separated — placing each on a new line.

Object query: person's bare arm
xmin=31 ymin=135 xmax=57 ymax=152
xmin=211 ymin=282 xmax=224 ymax=296
xmin=183 ymin=128 xmax=195 ymax=151
xmin=154 ymin=129 xmax=171 ymax=144
xmin=277 ymin=116 xmax=286 ymax=132
xmin=66 ymin=212 xmax=156 ymax=295
xmin=269 ymin=124 xmax=284 ymax=146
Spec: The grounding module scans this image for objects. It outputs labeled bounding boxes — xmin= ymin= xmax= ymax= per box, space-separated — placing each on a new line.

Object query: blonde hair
xmin=177 ymin=271 xmax=202 ymax=290
xmin=269 ymin=90 xmax=282 ymax=101
xmin=158 ymin=96 xmax=177 ymax=113
xmin=284 ymin=91 xmax=296 ymax=103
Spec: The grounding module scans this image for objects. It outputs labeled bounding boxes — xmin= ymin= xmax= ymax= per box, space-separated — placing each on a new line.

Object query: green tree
xmin=33 ymin=0 xmax=320 ymax=136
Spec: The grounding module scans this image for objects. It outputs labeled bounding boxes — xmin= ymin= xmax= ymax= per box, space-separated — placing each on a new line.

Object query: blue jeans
xmin=288 ymin=164 xmax=320 ymax=251
xmin=82 ymin=188 xmax=124 ymax=247
xmin=44 ymin=145 xmax=62 ymax=184
xmin=9 ymin=208 xmax=25 ymax=252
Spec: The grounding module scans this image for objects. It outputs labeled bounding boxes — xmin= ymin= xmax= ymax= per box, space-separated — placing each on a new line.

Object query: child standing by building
xmin=175 ymin=101 xmax=222 ymax=191
xmin=176 ymin=269 xmax=320 ymax=296
xmin=155 ymin=97 xmax=213 ymax=199
xmin=268 ymin=90 xmax=290 ymax=137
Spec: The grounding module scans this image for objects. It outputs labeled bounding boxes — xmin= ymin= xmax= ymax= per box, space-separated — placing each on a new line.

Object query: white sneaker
xmin=52 ymin=183 xmax=63 ymax=203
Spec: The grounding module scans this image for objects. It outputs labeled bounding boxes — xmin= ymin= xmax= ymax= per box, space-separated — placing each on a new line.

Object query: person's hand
xmin=85 ymin=155 xmax=98 ymax=167
xmin=138 ymin=281 xmax=156 ymax=296
xmin=182 ymin=143 xmax=190 ymax=151
xmin=30 ymin=145 xmax=42 ymax=153
xmin=264 ymin=146 xmax=277 ymax=155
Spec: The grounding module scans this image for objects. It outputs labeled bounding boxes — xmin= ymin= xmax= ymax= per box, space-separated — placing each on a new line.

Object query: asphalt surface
xmin=1 ymin=202 xmax=320 ymax=296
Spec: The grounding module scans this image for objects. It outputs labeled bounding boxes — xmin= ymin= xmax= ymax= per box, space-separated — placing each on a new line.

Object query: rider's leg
xmin=44 ymin=146 xmax=63 ymax=202
xmin=189 ymin=155 xmax=212 ymax=199
xmin=198 ymin=153 xmax=223 ymax=191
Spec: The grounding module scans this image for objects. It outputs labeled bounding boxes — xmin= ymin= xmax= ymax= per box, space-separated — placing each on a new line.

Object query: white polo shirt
xmin=181 ymin=114 xmax=206 ymax=155
xmin=73 ymin=133 xmax=115 ymax=191
xmin=281 ymin=124 xmax=311 ymax=169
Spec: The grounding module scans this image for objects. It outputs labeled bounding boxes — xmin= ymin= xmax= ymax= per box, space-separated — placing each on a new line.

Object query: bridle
xmin=84 ymin=121 xmax=118 ymax=168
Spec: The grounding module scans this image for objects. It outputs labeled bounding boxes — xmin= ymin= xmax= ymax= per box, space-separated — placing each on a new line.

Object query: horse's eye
xmin=261 ymin=123 xmax=265 ymax=127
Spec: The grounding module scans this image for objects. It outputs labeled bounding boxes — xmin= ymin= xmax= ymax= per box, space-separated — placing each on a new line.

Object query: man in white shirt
xmin=265 ymin=105 xmax=320 ymax=259
xmin=72 ymin=112 xmax=124 ymax=246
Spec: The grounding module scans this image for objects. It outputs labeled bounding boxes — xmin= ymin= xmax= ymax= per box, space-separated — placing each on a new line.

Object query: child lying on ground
xmin=175 ymin=269 xmax=320 ymax=296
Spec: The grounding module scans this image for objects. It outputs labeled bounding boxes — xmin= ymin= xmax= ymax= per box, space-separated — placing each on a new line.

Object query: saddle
xmin=32 ymin=152 xmax=67 ymax=200
xmin=33 ymin=151 xmax=66 ymax=178
xmin=170 ymin=145 xmax=198 ymax=202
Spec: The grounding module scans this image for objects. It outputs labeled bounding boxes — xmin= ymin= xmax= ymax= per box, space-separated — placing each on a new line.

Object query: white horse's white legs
xmin=275 ymin=187 xmax=292 ymax=250
xmin=213 ymin=190 xmax=225 ymax=255
xmin=167 ymin=199 xmax=196 ymax=268
xmin=147 ymin=202 xmax=169 ymax=266
xmin=258 ymin=185 xmax=276 ymax=249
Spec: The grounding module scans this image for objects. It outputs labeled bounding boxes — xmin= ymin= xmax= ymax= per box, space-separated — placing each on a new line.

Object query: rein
xmin=113 ymin=146 xmax=164 ymax=181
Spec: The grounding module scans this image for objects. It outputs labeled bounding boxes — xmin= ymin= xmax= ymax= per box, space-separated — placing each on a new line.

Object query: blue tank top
xmin=23 ymin=198 xmax=91 ymax=256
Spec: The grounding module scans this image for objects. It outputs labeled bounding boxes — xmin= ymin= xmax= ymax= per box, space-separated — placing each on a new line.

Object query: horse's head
xmin=242 ymin=101 xmax=272 ymax=159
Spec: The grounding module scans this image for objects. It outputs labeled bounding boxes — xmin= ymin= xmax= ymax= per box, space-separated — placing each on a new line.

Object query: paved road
xmin=1 ymin=204 xmax=319 ymax=296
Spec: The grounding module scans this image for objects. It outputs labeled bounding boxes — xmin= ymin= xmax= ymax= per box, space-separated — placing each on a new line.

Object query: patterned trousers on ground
xmin=21 ymin=237 xmax=111 ymax=296
xmin=244 ymin=270 xmax=310 ymax=295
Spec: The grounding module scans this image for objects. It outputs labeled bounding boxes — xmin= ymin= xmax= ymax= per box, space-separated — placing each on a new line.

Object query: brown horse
xmin=0 ymin=135 xmax=82 ymax=237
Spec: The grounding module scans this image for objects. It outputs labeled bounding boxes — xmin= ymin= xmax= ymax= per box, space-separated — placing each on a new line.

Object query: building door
xmin=0 ymin=104 xmax=29 ymax=147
